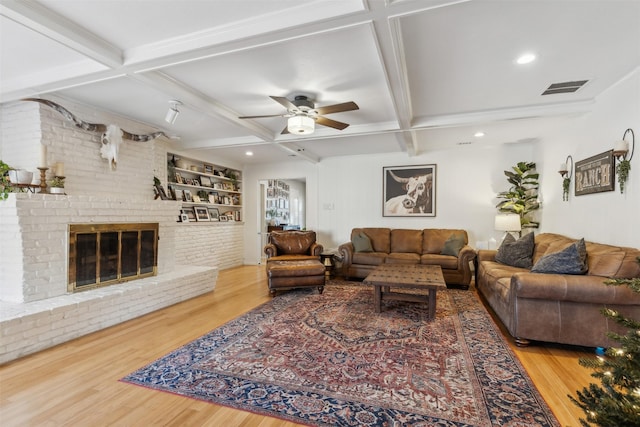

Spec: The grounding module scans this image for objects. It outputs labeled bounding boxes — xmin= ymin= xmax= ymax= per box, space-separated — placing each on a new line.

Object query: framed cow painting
xmin=383 ymin=164 xmax=436 ymax=217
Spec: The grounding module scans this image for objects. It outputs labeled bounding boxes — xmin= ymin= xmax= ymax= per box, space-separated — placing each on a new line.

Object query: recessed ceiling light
xmin=516 ymin=53 xmax=536 ymax=65
xmin=245 ymin=151 xmax=253 ymax=156
xmin=474 ymin=131 xmax=485 ymax=138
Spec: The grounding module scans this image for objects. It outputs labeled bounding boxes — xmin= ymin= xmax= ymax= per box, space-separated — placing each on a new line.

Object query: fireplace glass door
xmin=69 ymin=223 xmax=158 ymax=292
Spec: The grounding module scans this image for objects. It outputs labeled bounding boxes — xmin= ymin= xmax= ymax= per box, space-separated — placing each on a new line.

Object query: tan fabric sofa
xmin=476 ymin=233 xmax=640 ymax=348
xmin=338 ymin=228 xmax=476 ymax=288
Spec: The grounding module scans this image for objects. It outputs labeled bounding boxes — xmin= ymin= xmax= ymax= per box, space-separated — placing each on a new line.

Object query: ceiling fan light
xmin=287 ymin=115 xmax=314 ymax=135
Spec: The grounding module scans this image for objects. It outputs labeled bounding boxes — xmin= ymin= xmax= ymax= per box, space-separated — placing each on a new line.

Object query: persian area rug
xmin=122 ymin=283 xmax=559 ymax=426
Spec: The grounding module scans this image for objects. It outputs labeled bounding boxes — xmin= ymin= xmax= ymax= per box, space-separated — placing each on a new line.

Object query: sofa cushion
xmin=423 ymin=229 xmax=468 ymax=254
xmin=352 ymin=232 xmax=374 ymax=253
xmin=352 ymin=252 xmax=387 ymax=266
xmin=531 ymin=238 xmax=588 ymax=275
xmin=421 ymin=254 xmax=459 ymax=270
xmin=441 ymin=233 xmax=466 ymax=257
xmin=495 ymin=232 xmax=535 ymax=268
xmin=386 ymin=253 xmax=421 ymax=264
xmin=390 ymin=229 xmax=423 ymax=253
xmin=354 ymin=228 xmax=391 ymax=253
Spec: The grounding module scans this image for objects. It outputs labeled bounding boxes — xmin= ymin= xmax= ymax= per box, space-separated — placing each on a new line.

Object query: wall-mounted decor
xmin=558 ymin=155 xmax=573 ymax=201
xmin=383 ymin=164 xmax=436 ymax=217
xmin=613 ymin=128 xmax=634 ymax=194
xmin=575 ymin=150 xmax=615 ymax=196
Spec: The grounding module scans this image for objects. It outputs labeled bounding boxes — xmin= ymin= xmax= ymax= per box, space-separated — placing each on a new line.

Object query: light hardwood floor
xmin=0 ymin=265 xmax=594 ymax=426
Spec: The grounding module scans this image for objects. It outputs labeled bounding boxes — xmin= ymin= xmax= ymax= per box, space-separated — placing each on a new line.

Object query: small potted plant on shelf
xmin=49 ymin=176 xmax=65 ymax=194
xmin=1 ymin=160 xmax=12 ymax=200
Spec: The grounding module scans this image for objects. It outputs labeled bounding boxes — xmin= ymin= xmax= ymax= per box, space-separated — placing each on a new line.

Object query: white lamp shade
xmin=287 ymin=115 xmax=315 ymax=134
xmin=494 ymin=214 xmax=522 ymax=232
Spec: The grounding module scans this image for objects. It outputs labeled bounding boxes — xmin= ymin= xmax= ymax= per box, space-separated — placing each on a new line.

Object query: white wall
xmin=536 ymin=69 xmax=640 ymax=247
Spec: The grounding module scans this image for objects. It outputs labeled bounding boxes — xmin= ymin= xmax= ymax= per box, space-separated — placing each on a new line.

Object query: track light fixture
xmin=165 ymin=100 xmax=182 ymax=124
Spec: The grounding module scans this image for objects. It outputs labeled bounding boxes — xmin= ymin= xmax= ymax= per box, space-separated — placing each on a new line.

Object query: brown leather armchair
xmin=264 ymin=230 xmax=326 ymax=296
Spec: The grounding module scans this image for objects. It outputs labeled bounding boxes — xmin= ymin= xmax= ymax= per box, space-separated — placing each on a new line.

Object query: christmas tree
xmin=569 ymin=257 xmax=640 ymax=426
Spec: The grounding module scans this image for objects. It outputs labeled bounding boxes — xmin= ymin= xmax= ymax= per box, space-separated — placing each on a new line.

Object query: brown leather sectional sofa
xmin=338 ymin=228 xmax=477 ymax=288
xmin=476 ymin=233 xmax=640 ymax=348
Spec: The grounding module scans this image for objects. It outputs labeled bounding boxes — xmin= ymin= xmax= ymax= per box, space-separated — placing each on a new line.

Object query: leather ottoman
xmin=266 ymin=259 xmax=326 ymax=296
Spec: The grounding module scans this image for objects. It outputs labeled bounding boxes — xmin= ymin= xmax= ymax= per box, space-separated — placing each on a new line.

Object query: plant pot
xmin=49 ymin=187 xmax=65 ymax=194
xmin=8 ymin=169 xmax=34 ymax=184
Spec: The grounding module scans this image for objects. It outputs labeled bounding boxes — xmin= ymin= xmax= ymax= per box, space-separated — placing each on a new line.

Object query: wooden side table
xmin=320 ymin=252 xmax=336 ymax=279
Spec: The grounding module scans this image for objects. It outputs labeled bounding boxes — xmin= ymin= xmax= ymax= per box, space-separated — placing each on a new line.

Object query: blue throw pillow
xmin=531 ymin=238 xmax=588 ymax=275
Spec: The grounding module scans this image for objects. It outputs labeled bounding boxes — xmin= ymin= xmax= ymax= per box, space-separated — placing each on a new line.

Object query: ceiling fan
xmin=239 ymin=95 xmax=359 ymax=135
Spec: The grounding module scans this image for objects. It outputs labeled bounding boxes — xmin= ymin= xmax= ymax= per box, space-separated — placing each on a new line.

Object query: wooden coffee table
xmin=363 ymin=264 xmax=446 ymax=319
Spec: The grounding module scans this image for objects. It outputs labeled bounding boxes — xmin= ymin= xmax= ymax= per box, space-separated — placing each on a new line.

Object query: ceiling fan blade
xmin=315 ymin=101 xmax=359 ymax=115
xmin=280 ymin=125 xmax=290 ymax=135
xmin=270 ymin=96 xmax=297 ymax=111
xmin=315 ymin=116 xmax=350 ymax=130
xmin=238 ymin=114 xmax=286 ymax=119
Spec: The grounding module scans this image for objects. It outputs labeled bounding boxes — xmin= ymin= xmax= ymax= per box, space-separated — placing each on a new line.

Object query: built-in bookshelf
xmin=167 ymin=153 xmax=242 ymax=223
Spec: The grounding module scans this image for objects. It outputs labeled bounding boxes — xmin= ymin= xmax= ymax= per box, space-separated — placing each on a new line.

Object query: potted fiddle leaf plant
xmin=496 ymin=161 xmax=540 ymax=229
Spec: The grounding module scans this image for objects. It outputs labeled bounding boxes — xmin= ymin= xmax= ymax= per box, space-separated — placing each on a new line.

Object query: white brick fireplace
xmin=0 ymin=99 xmax=236 ymax=364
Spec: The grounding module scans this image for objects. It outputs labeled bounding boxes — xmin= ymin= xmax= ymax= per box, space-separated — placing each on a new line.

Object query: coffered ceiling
xmin=1 ymin=0 xmax=639 ymax=166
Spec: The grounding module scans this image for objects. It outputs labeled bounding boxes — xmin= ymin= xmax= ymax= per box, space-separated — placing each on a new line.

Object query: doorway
xmin=258 ymin=178 xmax=306 ymax=264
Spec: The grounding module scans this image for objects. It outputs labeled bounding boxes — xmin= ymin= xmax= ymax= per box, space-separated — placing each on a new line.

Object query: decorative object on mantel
xmin=575 ymin=151 xmax=615 ymax=196
xmin=49 ymin=176 xmax=65 ymax=194
xmin=0 ymin=160 xmax=12 ymax=200
xmin=613 ymin=128 xmax=634 ymax=194
xmin=558 ymin=155 xmax=573 ymax=201
xmin=22 ymin=98 xmax=169 ymax=171
xmin=496 ymin=161 xmax=540 ymax=229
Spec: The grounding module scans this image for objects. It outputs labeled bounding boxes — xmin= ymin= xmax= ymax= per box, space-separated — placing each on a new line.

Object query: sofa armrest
xmin=310 ymin=242 xmax=324 ymax=256
xmin=477 ymin=249 xmax=497 ymax=263
xmin=511 ymin=272 xmax=640 ymax=305
xmin=338 ymin=242 xmax=354 ymax=269
xmin=458 ymin=245 xmax=477 ymax=266
xmin=264 ymin=243 xmax=278 ymax=259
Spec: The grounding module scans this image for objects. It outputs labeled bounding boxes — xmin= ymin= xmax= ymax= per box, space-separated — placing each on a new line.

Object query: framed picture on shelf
xmin=175 ymin=172 xmax=184 ymax=184
xmin=382 ymin=164 xmax=436 ymax=217
xmin=194 ymin=206 xmax=210 ymax=221
xmin=200 ymin=176 xmax=211 ymax=187
xmin=192 ymin=195 xmax=201 ymax=203
xmin=204 ymin=164 xmax=213 ymax=174
xmin=183 ymin=189 xmax=193 ymax=202
xmin=208 ymin=207 xmax=220 ymax=221
xmin=181 ymin=208 xmax=197 ymax=222
xmin=220 ymin=215 xmax=228 ymax=222
xmin=174 ymin=188 xmax=184 ymax=201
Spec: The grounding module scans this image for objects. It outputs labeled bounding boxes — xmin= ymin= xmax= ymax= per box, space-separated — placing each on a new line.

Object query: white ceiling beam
xmin=413 ymin=100 xmax=595 ymax=129
xmin=0 ymin=0 xmax=122 ymax=68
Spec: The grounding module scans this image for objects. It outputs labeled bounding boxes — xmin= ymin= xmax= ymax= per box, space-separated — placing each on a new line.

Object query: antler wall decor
xmin=22 ymin=98 xmax=168 ymax=170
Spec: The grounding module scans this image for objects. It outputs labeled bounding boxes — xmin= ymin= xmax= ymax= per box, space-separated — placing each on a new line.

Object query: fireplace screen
xmin=69 ymin=223 xmax=158 ymax=292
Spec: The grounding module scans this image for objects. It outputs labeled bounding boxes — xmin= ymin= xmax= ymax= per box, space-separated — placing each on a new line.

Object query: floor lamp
xmin=495 ymin=214 xmax=522 ymax=243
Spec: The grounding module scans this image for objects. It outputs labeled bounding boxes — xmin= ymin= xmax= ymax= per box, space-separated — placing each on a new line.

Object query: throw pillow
xmin=352 ymin=232 xmax=373 ymax=253
xmin=441 ymin=233 xmax=465 ymax=257
xmin=495 ymin=232 xmax=535 ymax=268
xmin=531 ymin=238 xmax=588 ymax=274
